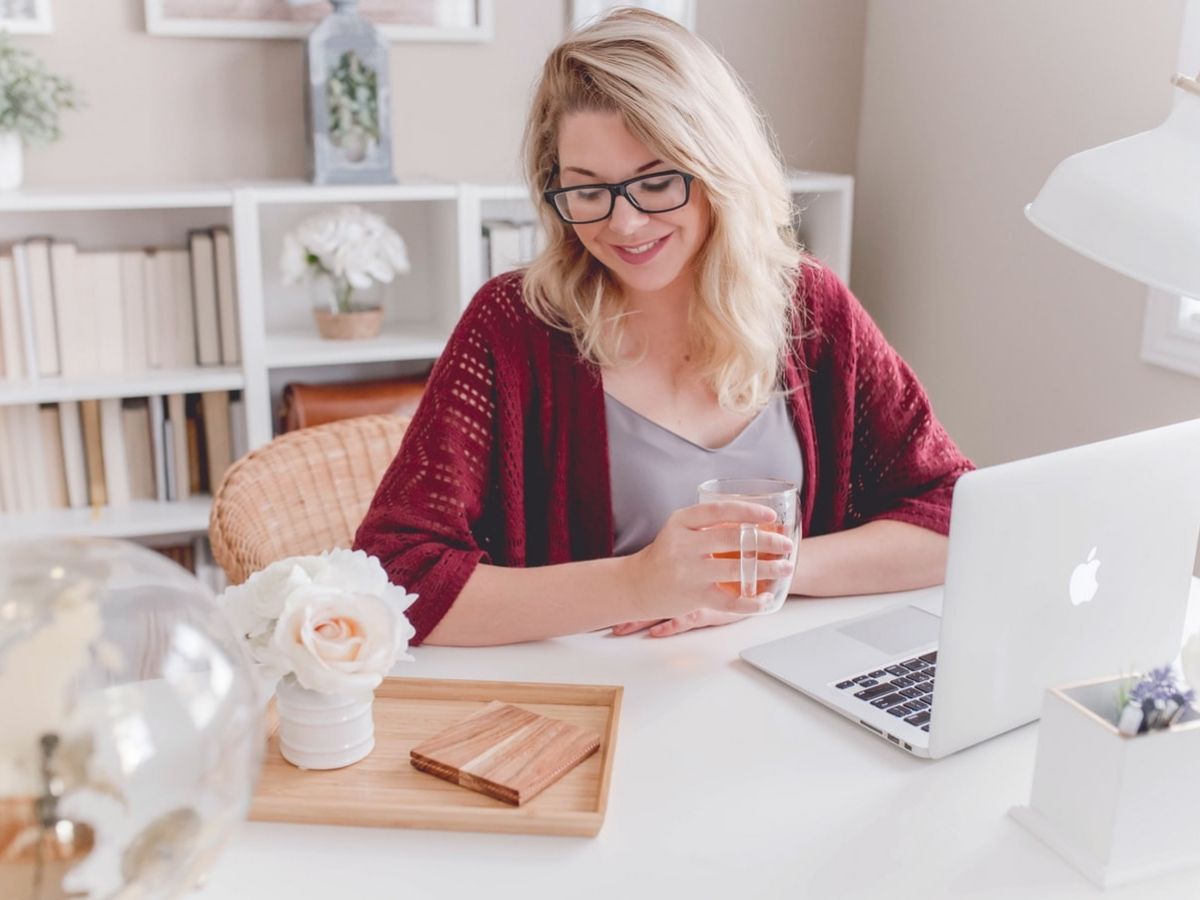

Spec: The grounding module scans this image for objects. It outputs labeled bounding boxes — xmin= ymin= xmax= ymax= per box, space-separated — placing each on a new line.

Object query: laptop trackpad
xmin=838 ymin=606 xmax=940 ymax=656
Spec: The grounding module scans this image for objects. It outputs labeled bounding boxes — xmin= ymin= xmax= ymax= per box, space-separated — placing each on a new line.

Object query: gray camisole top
xmin=604 ymin=392 xmax=805 ymax=556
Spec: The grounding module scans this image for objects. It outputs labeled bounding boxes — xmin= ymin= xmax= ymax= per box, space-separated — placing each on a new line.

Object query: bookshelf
xmin=0 ymin=171 xmax=854 ymax=543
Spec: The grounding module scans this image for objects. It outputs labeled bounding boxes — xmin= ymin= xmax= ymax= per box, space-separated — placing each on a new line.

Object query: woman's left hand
xmin=610 ymin=608 xmax=745 ymax=638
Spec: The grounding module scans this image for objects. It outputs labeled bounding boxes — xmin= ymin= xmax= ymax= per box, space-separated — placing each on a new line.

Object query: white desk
xmin=201 ymin=581 xmax=1200 ymax=900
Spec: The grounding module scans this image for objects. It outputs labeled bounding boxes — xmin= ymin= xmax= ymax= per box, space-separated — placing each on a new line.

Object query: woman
xmin=353 ymin=9 xmax=973 ymax=646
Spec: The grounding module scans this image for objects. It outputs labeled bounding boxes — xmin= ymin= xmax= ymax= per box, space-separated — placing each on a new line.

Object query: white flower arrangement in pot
xmin=219 ymin=549 xmax=416 ymax=770
xmin=280 ymin=204 xmax=410 ymax=340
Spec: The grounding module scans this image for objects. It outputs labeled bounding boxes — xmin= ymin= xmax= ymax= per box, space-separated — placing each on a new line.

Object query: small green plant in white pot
xmin=0 ymin=35 xmax=82 ymax=190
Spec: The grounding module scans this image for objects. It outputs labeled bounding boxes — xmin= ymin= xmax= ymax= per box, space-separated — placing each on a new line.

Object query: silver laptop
xmin=740 ymin=418 xmax=1200 ymax=759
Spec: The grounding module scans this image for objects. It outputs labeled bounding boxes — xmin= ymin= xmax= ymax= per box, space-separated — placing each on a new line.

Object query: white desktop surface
xmin=201 ymin=580 xmax=1200 ymax=900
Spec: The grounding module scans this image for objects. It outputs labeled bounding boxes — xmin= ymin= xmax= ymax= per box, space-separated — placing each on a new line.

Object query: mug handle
xmin=739 ymin=523 xmax=758 ymax=599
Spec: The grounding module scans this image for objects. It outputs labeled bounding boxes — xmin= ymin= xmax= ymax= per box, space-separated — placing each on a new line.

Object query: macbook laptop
xmin=740 ymin=418 xmax=1200 ymax=759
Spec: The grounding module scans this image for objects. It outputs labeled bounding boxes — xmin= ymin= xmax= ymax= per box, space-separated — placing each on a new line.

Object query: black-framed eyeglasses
xmin=543 ymin=169 xmax=695 ymax=224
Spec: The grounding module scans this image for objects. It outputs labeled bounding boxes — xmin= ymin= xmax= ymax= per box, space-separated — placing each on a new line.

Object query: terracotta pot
xmin=312 ymin=305 xmax=383 ymax=340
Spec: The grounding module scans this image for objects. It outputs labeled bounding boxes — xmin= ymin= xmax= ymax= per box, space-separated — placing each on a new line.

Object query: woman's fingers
xmin=610 ymin=620 xmax=663 ymax=636
xmin=706 ymin=556 xmax=795 ymax=584
xmin=648 ymin=608 xmax=747 ymax=637
xmin=674 ymin=500 xmax=777 ymax=531
xmin=696 ymin=525 xmax=794 ymax=557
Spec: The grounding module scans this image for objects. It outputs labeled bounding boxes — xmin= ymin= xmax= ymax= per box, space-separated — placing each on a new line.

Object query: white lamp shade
xmin=1025 ymin=88 xmax=1200 ymax=299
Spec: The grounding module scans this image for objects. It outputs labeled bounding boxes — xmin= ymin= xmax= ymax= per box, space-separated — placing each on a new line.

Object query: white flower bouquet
xmin=219 ymin=549 xmax=416 ymax=696
xmin=280 ymin=205 xmax=411 ymax=314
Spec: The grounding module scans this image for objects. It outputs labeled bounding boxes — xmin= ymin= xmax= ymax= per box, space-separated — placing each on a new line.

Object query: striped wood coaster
xmin=410 ymin=701 xmax=602 ymax=806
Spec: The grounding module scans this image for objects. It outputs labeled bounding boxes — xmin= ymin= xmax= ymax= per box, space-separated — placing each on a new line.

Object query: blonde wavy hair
xmin=520 ymin=7 xmax=809 ymax=412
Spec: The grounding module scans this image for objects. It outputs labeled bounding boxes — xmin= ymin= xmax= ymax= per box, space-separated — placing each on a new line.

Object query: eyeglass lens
xmin=554 ymin=172 xmax=688 ymax=222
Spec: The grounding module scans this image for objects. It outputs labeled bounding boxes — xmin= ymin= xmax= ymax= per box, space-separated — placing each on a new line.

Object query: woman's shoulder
xmin=793 ymin=255 xmax=850 ymax=321
xmin=459 ymin=271 xmax=560 ymax=346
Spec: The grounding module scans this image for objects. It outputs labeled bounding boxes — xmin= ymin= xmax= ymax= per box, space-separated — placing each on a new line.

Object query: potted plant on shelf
xmin=218 ymin=548 xmax=417 ymax=770
xmin=280 ymin=204 xmax=410 ymax=340
xmin=0 ymin=34 xmax=83 ymax=190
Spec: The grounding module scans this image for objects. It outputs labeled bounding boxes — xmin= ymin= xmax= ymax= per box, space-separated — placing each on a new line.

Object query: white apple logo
xmin=1069 ymin=546 xmax=1101 ymax=606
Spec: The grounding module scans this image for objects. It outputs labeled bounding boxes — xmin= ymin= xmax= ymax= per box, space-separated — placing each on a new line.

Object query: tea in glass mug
xmin=697 ymin=477 xmax=799 ymax=614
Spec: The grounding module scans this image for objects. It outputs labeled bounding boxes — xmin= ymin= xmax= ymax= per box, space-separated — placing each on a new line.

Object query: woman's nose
xmin=607 ymin=194 xmax=650 ymax=235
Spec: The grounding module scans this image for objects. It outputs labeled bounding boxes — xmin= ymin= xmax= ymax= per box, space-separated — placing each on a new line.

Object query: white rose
xmin=270 ymin=585 xmax=413 ymax=694
xmin=280 ymin=206 xmax=410 ymax=290
xmin=1182 ymin=632 xmax=1200 ymax=697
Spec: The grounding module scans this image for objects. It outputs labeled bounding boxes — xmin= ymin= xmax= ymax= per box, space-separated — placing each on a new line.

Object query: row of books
xmin=480 ymin=220 xmax=544 ymax=280
xmin=155 ymin=537 xmax=228 ymax=595
xmin=0 ymin=229 xmax=240 ymax=381
xmin=0 ymin=390 xmax=247 ymax=515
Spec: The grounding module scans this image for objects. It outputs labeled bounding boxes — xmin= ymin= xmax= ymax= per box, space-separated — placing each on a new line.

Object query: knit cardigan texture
xmin=354 ymin=261 xmax=975 ymax=644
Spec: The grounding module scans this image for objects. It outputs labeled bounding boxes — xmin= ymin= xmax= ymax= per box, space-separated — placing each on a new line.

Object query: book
xmin=49 ymin=241 xmax=85 ymax=376
xmin=57 ymin=399 xmax=88 ymax=509
xmin=189 ymin=231 xmax=221 ymax=366
xmin=0 ymin=255 xmax=25 ymax=379
xmin=38 ymin=404 xmax=69 ymax=509
xmin=484 ymin=221 xmax=525 ymax=277
xmin=212 ymin=228 xmax=240 ymax=365
xmin=410 ymin=701 xmax=601 ymax=806
xmin=11 ymin=243 xmax=42 ymax=378
xmin=91 ymin=253 xmax=125 ymax=375
xmin=200 ymin=390 xmax=232 ymax=493
xmin=122 ymin=399 xmax=156 ymax=501
xmin=228 ymin=392 xmax=248 ymax=461
xmin=167 ymin=393 xmax=189 ymax=501
xmin=19 ymin=404 xmax=50 ymax=511
xmin=143 ymin=250 xmax=163 ymax=369
xmin=186 ymin=394 xmax=203 ymax=495
xmin=119 ymin=251 xmax=149 ymax=372
xmin=79 ymin=399 xmax=107 ymax=508
xmin=2 ymin=407 xmax=31 ymax=512
xmin=162 ymin=417 xmax=177 ymax=501
xmin=99 ymin=397 xmax=131 ymax=506
xmin=171 ymin=249 xmax=197 ymax=368
xmin=153 ymin=249 xmax=195 ymax=368
xmin=21 ymin=238 xmax=60 ymax=376
xmin=148 ymin=394 xmax=167 ymax=502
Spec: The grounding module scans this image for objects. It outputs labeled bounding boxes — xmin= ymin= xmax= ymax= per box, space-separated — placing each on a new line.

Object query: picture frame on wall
xmin=569 ymin=0 xmax=694 ymax=31
xmin=144 ymin=0 xmax=493 ymax=43
xmin=0 ymin=0 xmax=53 ymax=34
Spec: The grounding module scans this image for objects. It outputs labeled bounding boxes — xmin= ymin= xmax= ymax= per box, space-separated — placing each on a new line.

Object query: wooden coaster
xmin=410 ymin=700 xmax=601 ymax=806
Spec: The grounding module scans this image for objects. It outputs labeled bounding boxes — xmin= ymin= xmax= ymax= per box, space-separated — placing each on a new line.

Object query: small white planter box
xmin=1010 ymin=675 xmax=1200 ymax=888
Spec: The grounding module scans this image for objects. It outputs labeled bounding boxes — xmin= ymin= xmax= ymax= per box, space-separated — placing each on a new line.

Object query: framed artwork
xmin=0 ymin=0 xmax=53 ymax=34
xmin=145 ymin=0 xmax=493 ymax=42
xmin=569 ymin=0 xmax=695 ymax=31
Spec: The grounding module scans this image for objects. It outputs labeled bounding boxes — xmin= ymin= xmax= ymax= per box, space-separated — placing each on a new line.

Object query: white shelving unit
xmin=0 ymin=171 xmax=853 ymax=542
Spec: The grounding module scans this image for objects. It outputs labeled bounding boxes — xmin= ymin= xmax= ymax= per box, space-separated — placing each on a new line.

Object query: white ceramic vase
xmin=275 ymin=673 xmax=375 ymax=770
xmin=0 ymin=133 xmax=22 ymax=191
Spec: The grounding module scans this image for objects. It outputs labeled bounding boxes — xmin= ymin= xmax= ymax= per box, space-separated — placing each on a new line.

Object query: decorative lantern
xmin=304 ymin=0 xmax=395 ymax=185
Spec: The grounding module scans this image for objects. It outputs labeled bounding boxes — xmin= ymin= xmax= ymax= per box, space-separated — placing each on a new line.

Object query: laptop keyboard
xmin=833 ymin=651 xmax=937 ymax=732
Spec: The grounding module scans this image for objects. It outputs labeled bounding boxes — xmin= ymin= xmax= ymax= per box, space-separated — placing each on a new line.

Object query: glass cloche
xmin=0 ymin=538 xmax=263 ymax=900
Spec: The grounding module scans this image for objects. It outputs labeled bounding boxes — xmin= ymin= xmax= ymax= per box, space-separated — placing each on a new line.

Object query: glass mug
xmin=697 ymin=477 xmax=799 ymax=615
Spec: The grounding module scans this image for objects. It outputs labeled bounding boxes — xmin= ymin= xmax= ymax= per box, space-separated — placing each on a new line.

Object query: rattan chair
xmin=209 ymin=414 xmax=409 ymax=585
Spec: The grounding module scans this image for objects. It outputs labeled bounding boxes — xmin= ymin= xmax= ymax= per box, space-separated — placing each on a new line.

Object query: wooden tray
xmin=249 ymin=677 xmax=622 ymax=837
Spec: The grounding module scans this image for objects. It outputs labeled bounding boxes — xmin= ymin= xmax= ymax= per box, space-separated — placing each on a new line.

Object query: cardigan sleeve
xmin=352 ymin=279 xmax=511 ymax=644
xmin=807 ymin=263 xmax=974 ymax=535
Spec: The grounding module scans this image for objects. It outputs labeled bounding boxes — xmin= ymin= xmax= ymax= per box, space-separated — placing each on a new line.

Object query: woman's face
xmin=555 ymin=110 xmax=710 ymax=297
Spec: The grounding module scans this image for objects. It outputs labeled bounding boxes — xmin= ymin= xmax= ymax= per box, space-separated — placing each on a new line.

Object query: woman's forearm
xmin=789 ymin=520 xmax=948 ymax=597
xmin=422 ymin=556 xmax=644 ymax=646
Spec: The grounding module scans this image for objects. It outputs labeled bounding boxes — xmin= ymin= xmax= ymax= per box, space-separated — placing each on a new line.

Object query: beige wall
xmin=854 ymin=0 xmax=1196 ymax=467
xmin=17 ymin=0 xmax=866 ymax=187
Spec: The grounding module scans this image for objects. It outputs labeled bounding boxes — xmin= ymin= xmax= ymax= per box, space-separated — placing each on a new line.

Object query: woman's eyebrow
xmin=562 ymin=159 xmax=663 ymax=179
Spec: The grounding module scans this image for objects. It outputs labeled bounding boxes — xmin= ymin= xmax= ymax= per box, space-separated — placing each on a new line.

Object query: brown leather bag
xmin=279 ymin=376 xmax=428 ymax=433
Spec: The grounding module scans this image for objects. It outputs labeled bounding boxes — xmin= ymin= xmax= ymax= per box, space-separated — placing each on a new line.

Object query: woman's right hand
xmin=623 ymin=501 xmax=796 ymax=621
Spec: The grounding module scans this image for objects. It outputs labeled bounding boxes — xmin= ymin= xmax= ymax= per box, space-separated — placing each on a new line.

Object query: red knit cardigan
xmin=354 ymin=261 xmax=975 ymax=644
